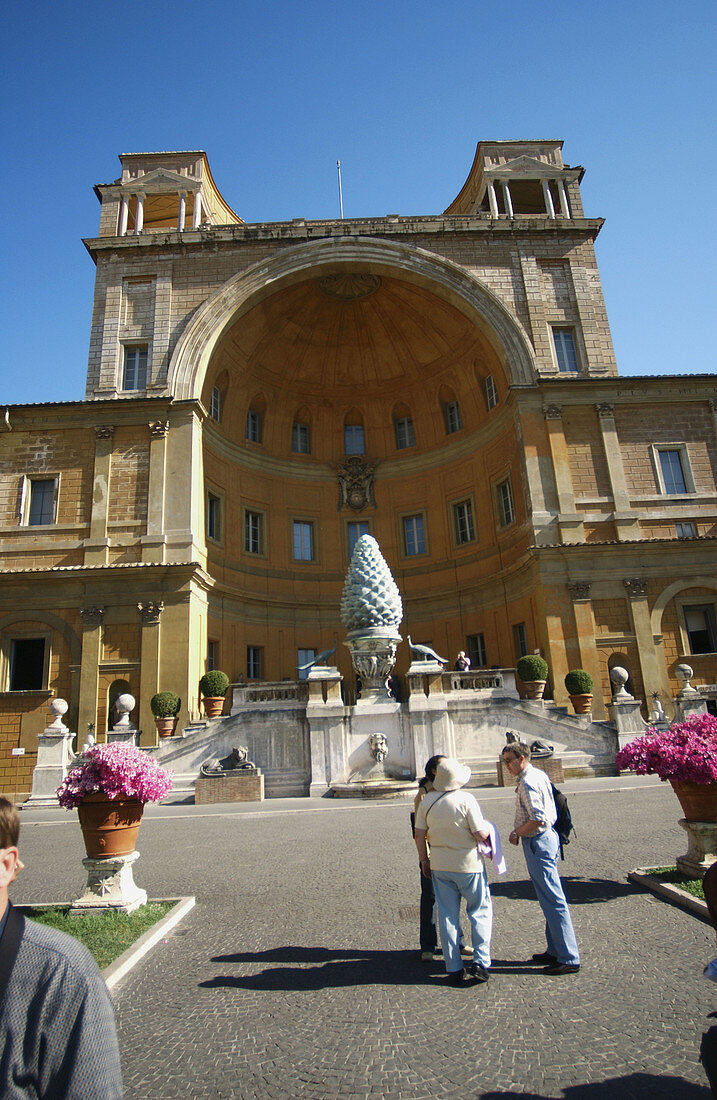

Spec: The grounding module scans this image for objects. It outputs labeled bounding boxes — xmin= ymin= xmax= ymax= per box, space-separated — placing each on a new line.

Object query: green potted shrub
xmin=150 ymin=691 xmax=181 ymax=738
xmin=199 ymin=670 xmax=229 ymax=718
xmin=516 ymin=654 xmax=548 ymax=700
xmin=564 ymin=669 xmax=593 ymax=714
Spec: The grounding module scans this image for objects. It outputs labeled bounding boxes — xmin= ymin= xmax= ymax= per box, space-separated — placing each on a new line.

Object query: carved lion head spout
xmin=368 ymin=732 xmax=388 ymax=763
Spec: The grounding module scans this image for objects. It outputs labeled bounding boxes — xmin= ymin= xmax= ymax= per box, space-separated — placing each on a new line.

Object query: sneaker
xmin=466 ymin=962 xmax=490 ymax=983
xmin=532 ymin=951 xmax=557 ymax=965
xmin=446 ymin=968 xmax=468 ymax=986
xmin=460 ymin=944 xmax=473 ymax=958
xmin=420 ymin=951 xmax=434 ymax=962
xmin=544 ymin=962 xmax=580 ymax=975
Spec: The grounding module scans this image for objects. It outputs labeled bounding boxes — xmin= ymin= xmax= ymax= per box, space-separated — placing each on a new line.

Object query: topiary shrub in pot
xmin=199 ymin=670 xmax=230 ymax=718
xmin=516 ymin=654 xmax=549 ymax=700
xmin=150 ymin=691 xmax=181 ymax=738
xmin=565 ymin=669 xmax=593 ymax=714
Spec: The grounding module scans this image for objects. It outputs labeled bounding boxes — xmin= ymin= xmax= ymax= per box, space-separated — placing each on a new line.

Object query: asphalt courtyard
xmin=12 ymin=775 xmax=717 ymax=1099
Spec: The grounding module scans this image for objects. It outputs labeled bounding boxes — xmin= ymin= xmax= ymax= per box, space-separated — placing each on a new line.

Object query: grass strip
xmin=23 ymin=903 xmax=173 ymax=969
xmin=644 ymin=866 xmax=706 ymax=901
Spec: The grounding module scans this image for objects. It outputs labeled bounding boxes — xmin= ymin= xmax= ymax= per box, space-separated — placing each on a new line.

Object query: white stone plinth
xmin=24 ymin=727 xmax=76 ymax=809
xmin=107 ymin=729 xmax=139 ymax=745
xmin=608 ymin=699 xmax=647 ymax=749
xmin=675 ymin=820 xmax=717 ymax=879
xmin=71 ymin=850 xmax=147 ymax=914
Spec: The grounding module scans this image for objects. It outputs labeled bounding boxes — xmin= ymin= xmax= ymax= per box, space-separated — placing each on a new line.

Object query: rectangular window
xmin=344 ymin=425 xmax=365 ymax=455
xmin=27 ymin=478 xmax=57 ymax=526
xmin=676 ymin=522 xmax=697 ymax=538
xmin=246 ymin=410 xmax=261 ymax=443
xmin=403 ymin=514 xmax=426 ymax=556
xmin=513 ymin=622 xmax=529 ymax=660
xmin=485 ymin=375 xmax=499 ymax=410
xmin=552 ymin=328 xmax=579 ymax=373
xmin=247 ymin=645 xmax=263 ymax=680
xmin=292 ymin=422 xmax=311 ymax=454
xmin=122 ymin=345 xmax=148 ymax=390
xmin=206 ymin=491 xmax=221 ymax=541
xmin=444 ymin=401 xmax=463 ymax=434
xmin=684 ymin=606 xmax=717 ymax=655
xmin=244 ymin=510 xmax=264 ymax=555
xmin=210 ymin=387 xmax=221 ymax=422
xmin=453 ymin=499 xmax=475 ymax=545
xmin=659 ymin=449 xmax=688 ymax=495
xmin=497 ymin=478 xmax=515 ymax=527
xmin=293 ymin=520 xmax=314 ymax=561
xmin=467 ymin=633 xmax=486 ymax=667
xmin=207 ymin=641 xmax=217 ymax=672
xmin=348 ymin=520 xmax=369 ymax=556
xmin=297 ymin=648 xmax=317 ymax=681
xmin=394 ymin=416 xmax=416 ymax=449
xmin=9 ymin=637 xmax=46 ymax=691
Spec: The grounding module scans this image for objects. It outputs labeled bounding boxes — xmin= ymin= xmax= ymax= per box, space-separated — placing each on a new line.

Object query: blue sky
xmin=2 ymin=0 xmax=715 ymax=405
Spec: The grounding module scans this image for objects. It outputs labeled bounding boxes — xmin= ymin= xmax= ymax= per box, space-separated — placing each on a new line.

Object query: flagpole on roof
xmin=337 ymin=160 xmax=344 ymax=220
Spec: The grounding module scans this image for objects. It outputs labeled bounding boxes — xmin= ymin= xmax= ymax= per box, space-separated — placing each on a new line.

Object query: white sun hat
xmin=433 ymin=757 xmax=472 ymax=792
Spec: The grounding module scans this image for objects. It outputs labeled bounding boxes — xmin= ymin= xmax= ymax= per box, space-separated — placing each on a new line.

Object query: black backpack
xmin=551 ymin=783 xmax=574 ymax=859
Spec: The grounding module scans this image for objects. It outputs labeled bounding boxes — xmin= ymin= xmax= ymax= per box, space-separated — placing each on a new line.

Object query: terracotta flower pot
xmin=77 ymin=794 xmax=144 ymax=858
xmin=522 ymin=680 xmax=546 ymax=700
xmin=202 ymin=696 xmax=225 ymax=718
xmin=570 ymin=693 xmax=593 ymax=715
xmin=154 ymin=716 xmax=176 ymax=738
xmin=670 ymin=781 xmax=717 ymax=823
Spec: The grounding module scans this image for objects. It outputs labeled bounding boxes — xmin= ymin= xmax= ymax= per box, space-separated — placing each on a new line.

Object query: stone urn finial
xmin=610 ymin=666 xmax=633 ymax=702
xmin=48 ymin=697 xmax=69 ymax=732
xmin=115 ymin=693 xmax=136 ymax=728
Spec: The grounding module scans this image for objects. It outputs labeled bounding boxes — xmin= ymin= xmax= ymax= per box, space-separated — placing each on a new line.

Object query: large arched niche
xmin=168 ymin=237 xmax=538 ymax=401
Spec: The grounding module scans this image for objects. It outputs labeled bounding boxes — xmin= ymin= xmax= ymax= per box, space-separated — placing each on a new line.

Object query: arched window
xmin=291 ymin=408 xmax=312 ymax=454
xmin=246 ymin=394 xmax=266 ymax=444
xmin=439 ymin=386 xmax=463 ymax=435
xmin=343 ymin=410 xmax=365 ymax=455
xmin=392 ymin=403 xmax=416 ymax=450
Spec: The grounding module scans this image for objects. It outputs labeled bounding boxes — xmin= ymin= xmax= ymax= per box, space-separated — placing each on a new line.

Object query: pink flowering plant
xmin=57 ymin=742 xmax=173 ymax=809
xmin=615 ymin=714 xmax=717 ymax=785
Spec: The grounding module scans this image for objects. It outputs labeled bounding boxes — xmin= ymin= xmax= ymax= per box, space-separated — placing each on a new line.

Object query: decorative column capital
xmin=595 ymin=403 xmax=615 ymax=419
xmin=149 ymin=420 xmax=169 ymax=436
xmin=543 ymin=405 xmax=563 ymax=421
xmin=709 ymin=399 xmax=717 ymax=413
xmin=623 ymin=577 xmax=648 ymax=599
xmin=80 ymin=606 xmax=105 ymax=627
xmin=138 ymin=601 xmax=163 ymax=624
xmin=568 ymin=581 xmax=591 ymax=602
xmin=94 ymin=425 xmax=115 ymax=439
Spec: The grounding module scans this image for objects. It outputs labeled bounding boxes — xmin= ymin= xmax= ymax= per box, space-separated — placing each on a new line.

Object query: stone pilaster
xmin=594 ymin=404 xmax=641 ymax=540
xmin=84 ymin=426 xmax=115 ymax=565
xmin=138 ymin=602 xmax=163 ymax=745
xmin=78 ymin=607 xmax=104 ymax=741
xmin=543 ymin=406 xmax=584 ymax=543
xmin=566 ymin=582 xmax=605 ymax=719
xmin=142 ymin=421 xmax=169 ymax=563
xmin=622 ymin=579 xmax=671 ymax=705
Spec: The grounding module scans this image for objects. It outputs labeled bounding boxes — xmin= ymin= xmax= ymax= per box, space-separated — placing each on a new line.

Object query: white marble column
xmin=557 ymin=178 xmax=570 ymax=217
xmin=192 ymin=191 xmax=203 ymax=228
xmin=118 ymin=193 xmax=129 ymax=236
xmin=178 ymin=191 xmax=186 ymax=231
xmin=542 ymin=179 xmax=556 ymax=218
xmin=501 ymin=181 xmax=513 ymax=217
xmin=135 ymin=192 xmax=145 ymax=234
xmin=487 ymin=181 xmax=499 ymax=217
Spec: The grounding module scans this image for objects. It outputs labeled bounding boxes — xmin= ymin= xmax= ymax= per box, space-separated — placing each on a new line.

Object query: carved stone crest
xmin=337 ymin=457 xmax=377 ymax=512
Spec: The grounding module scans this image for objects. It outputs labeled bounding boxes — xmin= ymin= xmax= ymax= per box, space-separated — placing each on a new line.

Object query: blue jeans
xmin=431 ymin=868 xmax=492 ymax=973
xmin=522 ymin=829 xmax=580 ymax=966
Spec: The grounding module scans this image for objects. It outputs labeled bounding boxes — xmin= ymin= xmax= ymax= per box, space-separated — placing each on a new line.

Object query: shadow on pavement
xmin=201 ymin=947 xmax=568 ymax=990
xmin=490 ymin=876 xmax=644 ymax=905
xmin=481 ymin=1071 xmax=710 ymax=1097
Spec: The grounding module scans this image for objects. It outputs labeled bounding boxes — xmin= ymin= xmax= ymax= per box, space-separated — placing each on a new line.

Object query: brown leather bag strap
xmin=424 ymin=790 xmax=449 ymax=823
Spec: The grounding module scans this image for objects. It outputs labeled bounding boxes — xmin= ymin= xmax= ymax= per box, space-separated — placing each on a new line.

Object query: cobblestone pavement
xmin=13 ymin=776 xmax=716 ymax=1098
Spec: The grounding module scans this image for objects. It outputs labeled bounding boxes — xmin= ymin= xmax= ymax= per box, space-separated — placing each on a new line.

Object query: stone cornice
xmin=83 ymin=215 xmax=604 ymax=259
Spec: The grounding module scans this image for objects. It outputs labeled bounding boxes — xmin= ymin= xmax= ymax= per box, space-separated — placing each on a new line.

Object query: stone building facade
xmin=1 ymin=140 xmax=715 ymax=800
